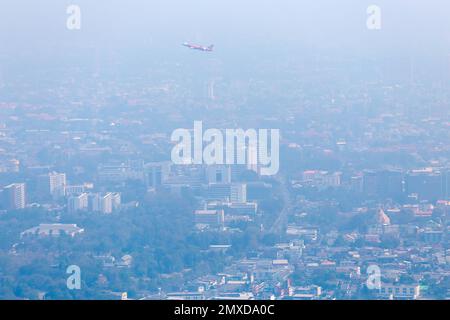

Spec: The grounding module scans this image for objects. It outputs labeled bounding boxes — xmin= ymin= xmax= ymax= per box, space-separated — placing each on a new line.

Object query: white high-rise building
xmin=49 ymin=172 xmax=66 ymax=198
xmin=68 ymin=193 xmax=88 ymax=213
xmin=87 ymin=192 xmax=121 ymax=214
xmin=4 ymin=183 xmax=26 ymax=210
xmin=111 ymin=192 xmax=121 ymax=210
xmin=101 ymin=193 xmax=113 ymax=214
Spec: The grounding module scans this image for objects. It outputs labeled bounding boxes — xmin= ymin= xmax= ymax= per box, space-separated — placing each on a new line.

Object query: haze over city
xmin=0 ymin=0 xmax=449 ymax=302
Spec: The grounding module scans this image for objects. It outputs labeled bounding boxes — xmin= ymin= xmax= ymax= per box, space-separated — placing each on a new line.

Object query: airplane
xmin=182 ymin=42 xmax=214 ymax=52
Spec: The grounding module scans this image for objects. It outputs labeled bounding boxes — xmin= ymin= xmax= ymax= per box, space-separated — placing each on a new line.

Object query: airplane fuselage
xmin=183 ymin=43 xmax=214 ymax=52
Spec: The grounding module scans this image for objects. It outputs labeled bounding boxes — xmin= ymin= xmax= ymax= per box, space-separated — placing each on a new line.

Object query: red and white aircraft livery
xmin=182 ymin=42 xmax=214 ymax=52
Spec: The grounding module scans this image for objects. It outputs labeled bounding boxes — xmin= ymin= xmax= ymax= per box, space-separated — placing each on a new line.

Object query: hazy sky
xmin=0 ymin=1 xmax=449 ymax=74
xmin=1 ymin=1 xmax=449 ymax=49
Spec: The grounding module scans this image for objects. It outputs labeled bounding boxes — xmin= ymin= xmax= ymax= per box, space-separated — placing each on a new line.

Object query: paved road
xmin=269 ymin=175 xmax=292 ymax=234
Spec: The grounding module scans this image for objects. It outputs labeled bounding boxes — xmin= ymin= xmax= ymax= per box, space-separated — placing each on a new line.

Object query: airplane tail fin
xmin=208 ymin=45 xmax=214 ymax=51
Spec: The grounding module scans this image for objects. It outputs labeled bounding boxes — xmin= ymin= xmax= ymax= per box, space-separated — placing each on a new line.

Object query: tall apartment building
xmin=68 ymin=193 xmax=88 ymax=213
xmin=101 ymin=193 xmax=113 ymax=214
xmin=49 ymin=172 xmax=66 ymax=198
xmin=87 ymin=192 xmax=121 ymax=214
xmin=4 ymin=183 xmax=26 ymax=210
